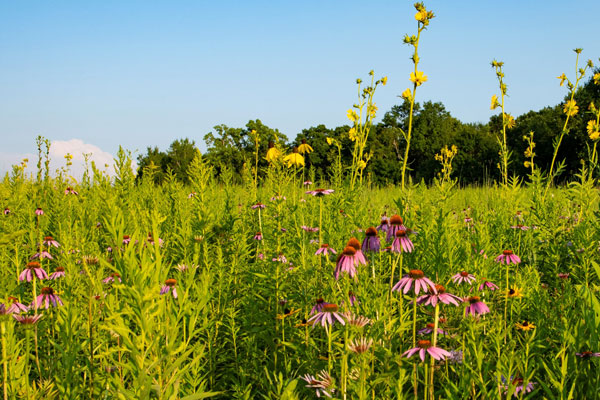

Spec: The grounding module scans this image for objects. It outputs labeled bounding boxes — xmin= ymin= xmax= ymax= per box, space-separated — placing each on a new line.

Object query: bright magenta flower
xmin=392 ymin=269 xmax=436 ymax=295
xmin=403 ymin=340 xmax=451 ymax=362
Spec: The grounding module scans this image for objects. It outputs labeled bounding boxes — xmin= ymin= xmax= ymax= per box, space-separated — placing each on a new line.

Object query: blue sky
xmin=1 ymin=0 xmax=599 ymax=175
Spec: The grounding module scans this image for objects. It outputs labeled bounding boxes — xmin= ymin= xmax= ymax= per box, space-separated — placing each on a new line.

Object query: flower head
xmin=515 ymin=321 xmax=535 ymax=331
xmin=391 ymin=229 xmax=414 ymax=253
xmin=361 ymin=227 xmax=381 ymax=252
xmin=265 ymin=142 xmax=281 ymax=163
xmin=403 ymin=340 xmax=451 ymax=362
xmin=102 ymin=272 xmax=121 ymax=284
xmin=576 ymin=351 xmax=600 ymax=358
xmin=7 ymin=296 xmax=28 ymax=313
xmin=307 ymin=303 xmax=345 ymax=327
xmin=160 ymin=278 xmax=178 ymax=298
xmin=346 ymin=238 xmax=367 ymax=265
xmin=298 ymin=139 xmax=313 ymax=154
xmin=386 ymin=214 xmax=406 ymax=241
xmin=301 ymin=370 xmax=334 ymax=398
xmin=35 ymin=287 xmax=63 ymax=309
xmin=464 ymin=296 xmax=490 ymax=316
xmin=335 ymin=246 xmax=358 ymax=280
xmin=563 ymin=99 xmax=578 ymax=117
xmin=43 ymin=236 xmax=60 ymax=248
xmin=478 ymin=279 xmax=499 ymax=291
xmin=348 ymin=337 xmax=374 ymax=354
xmin=19 ymin=261 xmax=48 ymax=282
xmin=409 ymin=71 xmax=428 ymax=87
xmin=506 ymin=287 xmax=523 ymax=299
xmin=64 ymin=187 xmax=78 ymax=195
xmin=315 ymin=244 xmax=337 ymax=256
xmin=13 ymin=314 xmax=43 ymax=326
xmin=495 ymin=250 xmax=521 ymax=265
xmin=49 ymin=266 xmax=66 ymax=280
xmin=452 ymin=271 xmax=476 ymax=285
xmin=306 ymin=188 xmax=334 ymax=196
xmin=392 ymin=269 xmax=437 ymax=296
xmin=35 ymin=207 xmax=44 ymax=216
xmin=417 ymin=284 xmax=462 ymax=307
xmin=284 ymin=148 xmax=305 ymax=168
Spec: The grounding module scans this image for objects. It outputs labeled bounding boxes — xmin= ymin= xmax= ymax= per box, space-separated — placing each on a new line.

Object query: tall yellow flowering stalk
xmin=545 ymin=49 xmax=592 ymax=196
xmin=490 ymin=60 xmax=515 ymax=186
xmin=400 ymin=2 xmax=434 ymax=190
xmin=434 ymin=145 xmax=458 ymax=184
xmin=523 ymin=131 xmax=536 ymax=177
xmin=346 ymin=71 xmax=387 ymax=189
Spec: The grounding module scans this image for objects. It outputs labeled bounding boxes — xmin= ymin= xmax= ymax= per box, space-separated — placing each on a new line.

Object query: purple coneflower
xmin=386 ymin=214 xmax=406 ymax=241
xmin=417 ymin=284 xmax=462 ymax=306
xmin=557 ymin=273 xmax=570 ymax=280
xmin=146 ymin=233 xmax=163 ymax=246
xmin=305 ymin=188 xmax=334 ymax=196
xmin=303 ymin=180 xmax=313 ymax=186
xmin=418 ymin=322 xmax=447 ymax=336
xmin=392 ymin=269 xmax=437 ymax=295
xmin=315 ymin=244 xmax=336 ymax=256
xmin=478 ymin=279 xmax=499 ymax=291
xmin=7 ymin=296 xmax=28 ymax=313
xmin=35 ymin=287 xmax=63 ymax=309
xmin=510 ymin=224 xmax=530 ymax=230
xmin=19 ymin=261 xmax=48 ymax=282
xmin=310 ymin=298 xmax=327 ymax=314
xmin=403 ymin=340 xmax=451 ymax=362
xmin=49 ymin=266 xmax=66 ymax=280
xmin=452 ymin=271 xmax=476 ymax=285
xmin=102 ymin=272 xmax=121 ymax=284
xmin=251 ymin=202 xmax=265 ymax=209
xmin=495 ymin=250 xmax=521 ymax=265
xmin=122 ymin=235 xmax=131 ymax=245
xmin=308 ymin=303 xmax=345 ymax=327
xmin=272 ymin=253 xmax=288 ymax=263
xmin=341 ymin=311 xmax=371 ymax=327
xmin=64 ymin=186 xmax=78 ymax=195
xmin=35 ymin=207 xmax=44 ymax=216
xmin=30 ymin=250 xmax=53 ymax=260
xmin=362 ymin=227 xmax=380 ymax=252
xmin=377 ymin=215 xmax=390 ymax=233
xmin=346 ymin=237 xmax=367 ymax=265
xmin=391 ymin=229 xmax=414 ymax=253
xmin=347 ymin=291 xmax=358 ymax=306
xmin=187 ymin=192 xmax=196 ymax=198
xmin=464 ymin=296 xmax=490 ymax=316
xmin=576 ymin=351 xmax=600 ymax=358
xmin=253 ymin=232 xmax=263 ymax=241
xmin=335 ymin=246 xmax=358 ymax=280
xmin=301 ymin=370 xmax=334 ymax=398
xmin=3 ymin=207 xmax=10 ymax=215
xmin=13 ymin=314 xmax=43 ymax=326
xmin=160 ymin=279 xmax=178 ymax=298
xmin=301 ymin=225 xmax=319 ymax=233
xmin=43 ymin=236 xmax=60 ymax=248
xmin=499 ymin=376 xmax=536 ymax=397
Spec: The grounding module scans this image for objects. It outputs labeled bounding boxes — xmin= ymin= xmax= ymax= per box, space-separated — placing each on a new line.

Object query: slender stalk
xmin=412 ymin=297 xmax=418 ymax=398
xmin=1 ymin=321 xmax=7 ymax=400
xmin=429 ymin=304 xmax=440 ymax=399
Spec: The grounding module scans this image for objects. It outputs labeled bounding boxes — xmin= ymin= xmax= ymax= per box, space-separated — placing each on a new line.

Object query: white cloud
xmin=0 ymin=139 xmax=138 ymax=181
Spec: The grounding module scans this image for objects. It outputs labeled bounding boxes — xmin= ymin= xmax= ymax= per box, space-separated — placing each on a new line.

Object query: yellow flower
xmin=401 ymin=88 xmax=412 ymax=101
xmin=557 ymin=73 xmax=567 ymax=86
xmin=409 ymin=71 xmax=428 ymax=86
xmin=505 ymin=114 xmax=516 ymax=129
xmin=357 ymin=160 xmax=367 ymax=170
xmin=524 ymin=160 xmax=531 ymax=168
xmin=265 ymin=142 xmax=281 ymax=163
xmin=277 ymin=308 xmax=300 ymax=320
xmin=594 ymin=73 xmax=600 ymax=85
xmin=298 ymin=140 xmax=313 ymax=154
xmin=415 ymin=9 xmax=428 ymax=22
xmin=563 ymin=99 xmax=579 ymax=117
xmin=368 ymin=104 xmax=377 ymax=118
xmin=588 ymin=120 xmax=600 ymax=140
xmin=326 ymin=137 xmax=336 ymax=146
xmin=348 ymin=127 xmax=358 ymax=142
xmin=515 ymin=321 xmax=536 ymax=331
xmin=490 ymin=95 xmax=500 ymax=110
xmin=506 ymin=287 xmax=522 ymax=299
xmin=347 ymin=109 xmax=359 ymax=122
xmin=381 ymin=76 xmax=388 ymax=85
xmin=283 ymin=148 xmax=305 ymax=168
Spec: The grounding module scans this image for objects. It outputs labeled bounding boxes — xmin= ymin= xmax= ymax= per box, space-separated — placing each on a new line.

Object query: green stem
xmin=1 ymin=321 xmax=7 ymax=400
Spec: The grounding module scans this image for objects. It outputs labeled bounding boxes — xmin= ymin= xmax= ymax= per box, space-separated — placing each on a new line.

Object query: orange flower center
xmin=165 ymin=278 xmax=176 ymax=287
xmin=346 ymin=238 xmax=361 ymax=250
xmin=123 ymin=235 xmax=130 ymax=240
xmin=41 ymin=287 xmax=54 ymax=295
xmin=27 ymin=261 xmax=41 ymax=269
xmin=390 ymin=215 xmax=403 ymax=226
xmin=323 ymin=304 xmax=338 ymax=312
xmin=342 ymin=246 xmax=357 ymax=256
xmin=460 ymin=271 xmax=469 ymax=277
xmin=468 ymin=296 xmax=480 ymax=304
xmin=365 ymin=227 xmax=377 ymax=236
xmin=417 ymin=340 xmax=431 ymax=349
xmin=409 ymin=269 xmax=424 ymax=279
xmin=44 ymin=236 xmax=54 ymax=241
xmin=395 ymin=229 xmax=407 ymax=237
xmin=55 ymin=266 xmax=65 ymax=272
xmin=426 ymin=323 xmax=435 ymax=329
xmin=321 ymin=244 xmax=329 ymax=248
xmin=503 ymin=250 xmax=513 ymax=256
xmin=434 ymin=284 xmax=445 ymax=293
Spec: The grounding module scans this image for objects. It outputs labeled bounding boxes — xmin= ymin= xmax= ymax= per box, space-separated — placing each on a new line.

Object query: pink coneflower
xmin=64 ymin=186 xmax=78 ymax=195
xmin=253 ymin=232 xmax=263 ymax=241
xmin=13 ymin=314 xmax=43 ymax=325
xmin=417 ymin=284 xmax=462 ymax=306
xmin=557 ymin=273 xmax=570 ymax=280
xmin=102 ymin=272 xmax=121 ymax=284
xmin=187 ymin=192 xmax=196 ymax=198
xmin=301 ymin=370 xmax=334 ymax=398
xmin=35 ymin=207 xmax=44 ymax=216
xmin=510 ymin=224 xmax=530 ymax=230
xmin=35 ymin=287 xmax=63 ymax=309
xmin=362 ymin=227 xmax=381 ymax=252
xmin=315 ymin=244 xmax=336 ymax=256
xmin=335 ymin=246 xmax=358 ymax=280
xmin=307 ymin=303 xmax=345 ymax=327
xmin=305 ymin=188 xmax=334 ymax=196
xmin=392 ymin=269 xmax=437 ymax=295
xmin=347 ymin=291 xmax=358 ymax=306
xmin=346 ymin=238 xmax=367 ymax=265
xmin=391 ymin=229 xmax=414 ymax=253
xmin=418 ymin=323 xmax=447 ymax=336
xmin=160 ymin=279 xmax=178 ymax=298
xmin=7 ymin=296 xmax=28 ymax=313
xmin=478 ymin=279 xmax=499 ymax=291
xmin=495 ymin=250 xmax=521 ymax=265
xmin=377 ymin=215 xmax=390 ymax=233
xmin=576 ymin=351 xmax=600 ymax=358
xmin=310 ymin=298 xmax=327 ymax=314
xmin=403 ymin=340 xmax=451 ymax=362
xmin=43 ymin=236 xmax=60 ymax=248
xmin=499 ymin=376 xmax=536 ymax=397
xmin=301 ymin=225 xmax=319 ymax=233
xmin=122 ymin=235 xmax=131 ymax=245
xmin=19 ymin=261 xmax=48 ymax=282
xmin=30 ymin=251 xmax=53 ymax=260
xmin=146 ymin=233 xmax=163 ymax=246
xmin=303 ymin=181 xmax=313 ymax=186
xmin=251 ymin=202 xmax=266 ymax=210
xmin=3 ymin=207 xmax=10 ymax=215
xmin=452 ymin=271 xmax=476 ymax=285
xmin=386 ymin=214 xmax=406 ymax=241
xmin=49 ymin=266 xmax=66 ymax=280
xmin=272 ymin=253 xmax=288 ymax=263
xmin=270 ymin=195 xmax=286 ymax=202
xmin=465 ymin=296 xmax=490 ymax=316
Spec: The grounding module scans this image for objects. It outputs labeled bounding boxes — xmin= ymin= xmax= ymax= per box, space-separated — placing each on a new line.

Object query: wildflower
xmin=360 ymin=227 xmax=380 ymax=252
xmin=575 ymin=351 xmax=600 ymax=358
xmin=298 ymin=139 xmax=313 ymax=154
xmin=64 ymin=187 xmax=78 ymax=195
xmin=401 ymin=88 xmax=412 ymax=101
xmin=102 ymin=273 xmax=121 ymax=284
xmin=557 ymin=273 xmax=570 ymax=280
xmin=253 ymin=232 xmax=263 ymax=241
xmin=346 ymin=237 xmax=367 ymax=265
xmin=315 ymin=244 xmax=336 ymax=256
xmin=515 ymin=321 xmax=535 ymax=331
xmin=563 ymin=99 xmax=578 ymax=117
xmin=308 ymin=303 xmax=345 ymax=327
xmin=377 ymin=215 xmax=390 ymax=233
xmin=464 ymin=296 xmax=490 ymax=316
xmin=348 ymin=337 xmax=374 ymax=354
xmin=306 ymin=188 xmax=334 ymax=196
xmin=277 ymin=308 xmax=300 ymax=320
xmin=30 ymin=250 xmax=53 ymax=260
xmin=510 ymin=224 xmax=530 ymax=230
xmin=19 ymin=261 xmax=48 ymax=282
xmin=499 ymin=376 xmax=536 ymax=397
xmin=403 ymin=340 xmax=451 ymax=362
xmin=595 ymin=73 xmax=600 ymax=85
xmin=478 ymin=279 xmax=499 ymax=291
xmin=386 ymin=214 xmax=406 ymax=241
xmin=35 ymin=207 xmax=44 ymax=216
xmin=122 ymin=235 xmax=131 ymax=245
xmin=495 ymin=250 xmax=521 ymax=265
xmin=7 ymin=297 xmax=28 ymax=313
xmin=391 ymin=229 xmax=414 ymax=253
xmin=418 ymin=323 xmax=447 ymax=336
xmin=347 ymin=291 xmax=358 ymax=307
xmin=417 ymin=284 xmax=462 ymax=307
xmin=146 ymin=233 xmax=163 ymax=246
xmin=3 ymin=207 xmax=10 ymax=215
xmin=273 ymin=253 xmax=288 ymax=263
xmin=265 ymin=142 xmax=281 ymax=163
xmin=49 ymin=266 xmax=66 ymax=280
xmin=160 ymin=279 xmax=178 ymax=298
xmin=303 ymin=181 xmax=313 ymax=187
xmin=301 ymin=370 xmax=334 ymax=398
xmin=448 ymin=350 xmax=463 ymax=364
xmin=347 ymin=109 xmax=359 ymax=122
xmin=13 ymin=314 xmax=43 ymax=326
xmin=587 ymin=120 xmax=600 ymax=140
xmin=301 ymin=226 xmax=319 ymax=233
xmin=335 ymin=247 xmax=358 ymax=280
xmin=43 ymin=236 xmax=60 ymax=248
xmin=409 ymin=71 xmax=428 ymax=87
xmin=341 ymin=311 xmax=371 ymax=327
xmin=452 ymin=271 xmax=476 ymax=285
xmin=284 ymin=147 xmax=305 ymax=167
xmin=310 ymin=298 xmax=327 ymax=314
xmin=35 ymin=287 xmax=64 ymax=309
xmin=557 ymin=73 xmax=567 ymax=86
xmin=506 ymin=287 xmax=523 ymax=299
xmin=392 ymin=269 xmax=437 ymax=295
xmin=251 ymin=202 xmax=265 ymax=210
xmin=491 ymin=94 xmax=500 ymax=110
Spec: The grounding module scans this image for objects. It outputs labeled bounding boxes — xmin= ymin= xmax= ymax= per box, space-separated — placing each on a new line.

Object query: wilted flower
xmin=160 ymin=279 xmax=178 ymax=298
xmin=392 ymin=269 xmax=437 ymax=295
xmin=465 ymin=296 xmax=490 ymax=316
xmin=495 ymin=250 xmax=521 ymax=265
xmin=19 ymin=261 xmax=48 ymax=282
xmin=35 ymin=287 xmax=63 ymax=309
xmin=452 ymin=271 xmax=476 ymax=285
xmin=348 ymin=337 xmax=374 ymax=354
xmin=13 ymin=314 xmax=43 ymax=326
xmin=341 ymin=311 xmax=371 ymax=327
xmin=301 ymin=370 xmax=334 ymax=398
xmin=403 ymin=340 xmax=451 ymax=362
xmin=308 ymin=303 xmax=345 ymax=327
xmin=315 ymin=244 xmax=336 ymax=256
xmin=49 ymin=266 xmax=66 ymax=280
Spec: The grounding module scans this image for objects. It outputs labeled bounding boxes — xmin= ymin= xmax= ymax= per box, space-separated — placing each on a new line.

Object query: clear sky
xmin=1 ymin=0 xmax=599 ymax=176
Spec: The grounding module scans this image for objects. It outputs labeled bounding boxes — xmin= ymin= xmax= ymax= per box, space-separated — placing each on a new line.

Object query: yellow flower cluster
xmin=414 ymin=3 xmax=434 ymax=25
xmin=588 ymin=120 xmax=600 ymax=141
xmin=563 ymin=99 xmax=579 ymax=117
